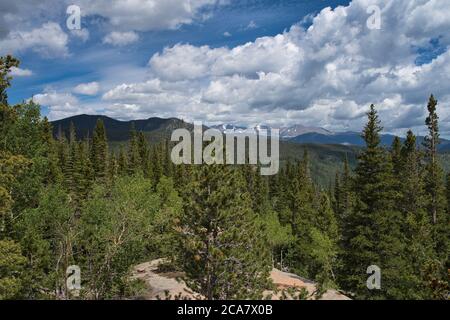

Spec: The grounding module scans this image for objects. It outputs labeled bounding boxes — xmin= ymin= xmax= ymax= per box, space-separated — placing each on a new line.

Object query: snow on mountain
xmin=211 ymin=123 xmax=331 ymax=138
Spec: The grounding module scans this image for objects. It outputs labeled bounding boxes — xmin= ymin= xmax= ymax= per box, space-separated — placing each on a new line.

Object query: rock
xmin=131 ymin=259 xmax=350 ymax=300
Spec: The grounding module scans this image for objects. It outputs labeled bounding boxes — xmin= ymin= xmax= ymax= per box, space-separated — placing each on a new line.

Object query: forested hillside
xmin=49 ymin=115 xmax=450 ymax=188
xmin=1 ymin=56 xmax=449 ymax=300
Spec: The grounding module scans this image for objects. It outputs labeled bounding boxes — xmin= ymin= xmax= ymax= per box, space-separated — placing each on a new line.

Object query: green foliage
xmin=0 ymin=55 xmax=19 ymax=105
xmin=19 ymin=186 xmax=75 ymax=298
xmin=77 ymin=175 xmax=158 ymax=299
xmin=0 ymin=239 xmax=26 ymax=299
xmin=151 ymin=176 xmax=183 ymax=259
xmin=1 ymin=55 xmax=449 ymax=301
xmin=91 ymin=119 xmax=108 ymax=180
xmin=340 ymin=105 xmax=410 ymax=299
xmin=177 ymin=165 xmax=272 ymax=300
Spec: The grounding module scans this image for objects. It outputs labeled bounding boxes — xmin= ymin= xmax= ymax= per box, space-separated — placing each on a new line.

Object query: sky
xmin=1 ymin=0 xmax=449 ymax=136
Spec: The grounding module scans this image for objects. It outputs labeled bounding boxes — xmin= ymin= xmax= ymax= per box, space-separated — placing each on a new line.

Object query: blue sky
xmin=1 ymin=0 xmax=449 ymax=136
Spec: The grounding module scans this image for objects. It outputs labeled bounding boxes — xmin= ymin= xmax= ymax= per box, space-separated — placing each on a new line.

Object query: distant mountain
xmin=288 ymin=131 xmax=393 ymax=146
xmin=288 ymin=131 xmax=450 ymax=151
xmin=51 ymin=115 xmax=450 ymax=153
xmin=279 ymin=124 xmax=332 ymax=138
xmin=51 ymin=114 xmax=192 ymax=141
xmin=210 ymin=124 xmax=247 ymax=133
xmin=50 ymin=114 xmax=450 ymax=186
xmin=211 ymin=123 xmax=331 ymax=138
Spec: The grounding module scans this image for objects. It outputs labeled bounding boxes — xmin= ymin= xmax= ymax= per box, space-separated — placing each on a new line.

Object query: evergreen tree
xmin=423 ymin=94 xmax=446 ymax=226
xmin=64 ymin=122 xmax=77 ymax=194
xmin=390 ymin=136 xmax=402 ymax=179
xmin=342 ymin=105 xmax=407 ymax=299
xmin=177 ymin=165 xmax=271 ymax=299
xmin=150 ymin=143 xmax=163 ymax=184
xmin=127 ymin=123 xmax=141 ymax=175
xmin=73 ymin=140 xmax=93 ymax=207
xmin=118 ymin=146 xmax=128 ymax=176
xmin=334 ymin=171 xmax=341 ymax=215
xmin=107 ymin=152 xmax=118 ymax=184
xmin=0 ymin=239 xmax=26 ymax=299
xmin=398 ymin=130 xmax=436 ymax=298
xmin=41 ymin=117 xmax=62 ymax=185
xmin=422 ymin=95 xmax=449 ymax=291
xmin=91 ymin=119 xmax=108 ymax=180
xmin=137 ymin=131 xmax=151 ymax=177
xmin=446 ymin=173 xmax=450 ymax=214
xmin=0 ymin=55 xmax=19 ymax=105
xmin=78 ymin=175 xmax=158 ymax=299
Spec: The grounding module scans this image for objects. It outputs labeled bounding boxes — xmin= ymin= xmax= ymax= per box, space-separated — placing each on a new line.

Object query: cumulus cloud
xmin=0 ymin=0 xmax=65 ymax=39
xmin=77 ymin=0 xmax=223 ymax=31
xmin=10 ymin=67 xmax=33 ymax=77
xmin=31 ymin=90 xmax=103 ymax=120
xmin=103 ymin=31 xmax=139 ymax=46
xmin=32 ymin=91 xmax=78 ymax=106
xmin=70 ymin=29 xmax=90 ymax=42
xmin=99 ymin=0 xmax=450 ymax=134
xmin=0 ymin=22 xmax=69 ymax=57
xmin=73 ymin=82 xmax=100 ymax=96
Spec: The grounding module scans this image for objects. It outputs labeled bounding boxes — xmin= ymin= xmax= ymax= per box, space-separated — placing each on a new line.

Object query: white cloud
xmin=10 ymin=67 xmax=33 ymax=77
xmin=32 ymin=91 xmax=78 ymax=106
xmin=223 ymin=31 xmax=232 ymax=37
xmin=77 ymin=0 xmax=222 ymax=32
xmin=70 ymin=29 xmax=90 ymax=42
xmin=0 ymin=22 xmax=69 ymax=58
xmin=101 ymin=0 xmax=450 ymax=134
xmin=21 ymin=0 xmax=449 ymax=135
xmin=73 ymin=82 xmax=100 ymax=96
xmin=31 ymin=90 xmax=103 ymax=120
xmin=103 ymin=31 xmax=139 ymax=46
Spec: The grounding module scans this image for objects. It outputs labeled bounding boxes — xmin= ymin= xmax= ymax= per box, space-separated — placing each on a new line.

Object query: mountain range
xmin=50 ymin=114 xmax=450 ymax=186
xmin=51 ymin=114 xmax=450 ymax=151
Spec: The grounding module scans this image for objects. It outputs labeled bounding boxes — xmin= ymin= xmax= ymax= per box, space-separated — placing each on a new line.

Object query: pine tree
xmin=56 ymin=125 xmax=69 ymax=178
xmin=150 ymin=143 xmax=163 ymax=184
xmin=446 ymin=173 xmax=450 ymax=214
xmin=127 ymin=123 xmax=141 ymax=175
xmin=162 ymin=140 xmax=174 ymax=178
xmin=398 ymin=130 xmax=436 ymax=298
xmin=177 ymin=165 xmax=271 ymax=299
xmin=309 ymin=192 xmax=339 ymax=290
xmin=423 ymin=94 xmax=445 ymax=225
xmin=41 ymin=117 xmax=62 ymax=185
xmin=339 ymin=155 xmax=354 ymax=224
xmin=0 ymin=55 xmax=19 ymax=105
xmin=137 ymin=131 xmax=151 ymax=177
xmin=422 ymin=95 xmax=449 ymax=290
xmin=391 ymin=136 xmax=402 ymax=178
xmin=91 ymin=119 xmax=108 ymax=180
xmin=334 ymin=171 xmax=341 ymax=215
xmin=64 ymin=122 xmax=77 ymax=194
xmin=118 ymin=146 xmax=128 ymax=176
xmin=0 ymin=239 xmax=26 ymax=299
xmin=342 ymin=105 xmax=407 ymax=299
xmin=107 ymin=152 xmax=118 ymax=184
xmin=286 ymin=154 xmax=319 ymax=278
xmin=73 ymin=140 xmax=93 ymax=207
